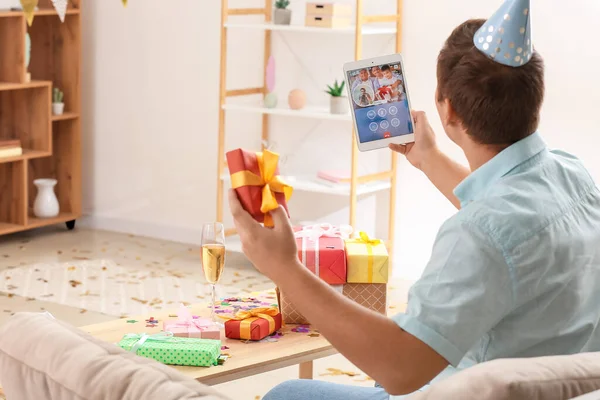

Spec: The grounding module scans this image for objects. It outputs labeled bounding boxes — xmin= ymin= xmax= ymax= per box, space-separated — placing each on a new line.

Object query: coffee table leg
xmin=299 ymin=361 xmax=313 ymax=379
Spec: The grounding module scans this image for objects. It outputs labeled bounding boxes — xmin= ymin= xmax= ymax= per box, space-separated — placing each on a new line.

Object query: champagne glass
xmin=201 ymin=222 xmax=226 ymax=325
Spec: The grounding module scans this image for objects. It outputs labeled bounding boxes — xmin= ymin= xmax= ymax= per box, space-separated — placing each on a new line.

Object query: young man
xmin=229 ymin=1 xmax=600 ymax=399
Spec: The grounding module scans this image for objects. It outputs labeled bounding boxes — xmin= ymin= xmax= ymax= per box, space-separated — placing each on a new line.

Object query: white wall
xmin=81 ymin=0 xmax=600 ymax=281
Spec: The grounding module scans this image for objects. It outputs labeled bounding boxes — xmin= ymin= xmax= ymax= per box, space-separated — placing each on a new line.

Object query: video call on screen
xmin=348 ymin=63 xmax=413 ymax=143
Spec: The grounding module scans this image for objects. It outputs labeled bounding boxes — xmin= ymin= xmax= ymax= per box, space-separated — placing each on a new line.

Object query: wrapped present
xmin=226 ymin=148 xmax=293 ymax=227
xmin=294 ymin=224 xmax=353 ymax=285
xmin=278 ymin=284 xmax=387 ymax=324
xmin=163 ymin=304 xmax=221 ymax=340
xmin=345 ymin=232 xmax=389 ymax=283
xmin=224 ymin=307 xmax=282 ymax=341
xmin=118 ymin=332 xmax=221 ymax=367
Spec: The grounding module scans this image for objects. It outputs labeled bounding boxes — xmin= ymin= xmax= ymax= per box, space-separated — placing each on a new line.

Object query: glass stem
xmin=211 ymin=283 xmax=217 ymax=323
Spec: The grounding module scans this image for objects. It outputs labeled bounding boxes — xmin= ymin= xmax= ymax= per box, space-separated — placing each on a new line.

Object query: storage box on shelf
xmin=0 ymin=0 xmax=81 ymax=237
xmin=305 ymin=2 xmax=352 ymax=28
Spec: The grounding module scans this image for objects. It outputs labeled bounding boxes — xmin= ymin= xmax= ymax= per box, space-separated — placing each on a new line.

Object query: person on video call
xmin=358 ymin=87 xmax=373 ymax=107
xmin=229 ymin=0 xmax=600 ymax=398
xmin=351 ymin=68 xmax=380 ymax=93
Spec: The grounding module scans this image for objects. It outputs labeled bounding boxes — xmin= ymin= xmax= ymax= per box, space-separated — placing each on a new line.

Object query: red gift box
xmin=294 ymin=224 xmax=352 ymax=285
xmin=224 ymin=307 xmax=283 ymax=341
xmin=226 ymin=148 xmax=292 ymax=226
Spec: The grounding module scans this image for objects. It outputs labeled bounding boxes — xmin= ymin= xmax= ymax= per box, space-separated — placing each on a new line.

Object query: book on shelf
xmin=317 ymin=170 xmax=351 ymax=184
xmin=0 ymin=140 xmax=23 ymax=158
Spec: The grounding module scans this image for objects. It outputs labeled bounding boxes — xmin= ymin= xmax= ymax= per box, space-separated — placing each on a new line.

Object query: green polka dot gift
xmin=118 ymin=332 xmax=221 ymax=367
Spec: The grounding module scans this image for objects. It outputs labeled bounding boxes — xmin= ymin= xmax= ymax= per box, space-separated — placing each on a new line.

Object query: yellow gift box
xmin=344 ymin=232 xmax=389 ymax=284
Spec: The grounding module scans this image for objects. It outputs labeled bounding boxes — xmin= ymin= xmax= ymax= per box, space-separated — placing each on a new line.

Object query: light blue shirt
xmin=392 ymin=132 xmax=600 ymax=397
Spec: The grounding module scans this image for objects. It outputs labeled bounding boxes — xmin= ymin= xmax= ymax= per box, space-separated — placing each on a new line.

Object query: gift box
xmin=163 ymin=304 xmax=221 ymax=340
xmin=345 ymin=232 xmax=389 ymax=283
xmin=278 ymin=284 xmax=387 ymax=324
xmin=118 ymin=333 xmax=221 ymax=367
xmin=294 ymin=224 xmax=352 ymax=285
xmin=224 ymin=307 xmax=282 ymax=341
xmin=226 ymin=148 xmax=293 ymax=227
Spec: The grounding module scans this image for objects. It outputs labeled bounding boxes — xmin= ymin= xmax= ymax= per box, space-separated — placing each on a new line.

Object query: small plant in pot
xmin=326 ymin=79 xmax=348 ymax=115
xmin=274 ymin=0 xmax=291 ymax=25
xmin=52 ymin=88 xmax=65 ymax=116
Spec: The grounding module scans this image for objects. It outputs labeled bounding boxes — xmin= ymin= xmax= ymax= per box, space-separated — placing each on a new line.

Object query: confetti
xmin=234 ymin=272 xmax=242 ymax=277
xmin=131 ymin=297 xmax=148 ymax=305
xmin=4 ymin=276 xmax=9 ymax=280
xmin=69 ymin=280 xmax=82 ymax=288
xmin=221 ymin=345 xmax=229 ymax=350
xmin=7 ymin=294 xmax=13 ymax=298
xmin=3 ymin=310 xmax=11 ymax=313
xmin=354 ymin=376 xmax=374 ymax=382
xmin=255 ymin=396 xmax=261 ymax=400
xmin=291 ymin=325 xmax=310 ymax=333
xmin=2 ymin=254 xmax=9 ymax=258
xmin=308 ymin=333 xmax=320 ymax=337
xmin=168 ymin=314 xmax=178 ymax=318
xmin=146 ymin=324 xmax=157 ymax=328
xmin=126 ymin=320 xmax=138 ymax=324
xmin=80 ymin=309 xmax=87 ymax=314
xmin=389 ymin=305 xmax=397 ymax=309
xmin=319 ymin=368 xmax=360 ymax=377
xmin=40 ymin=294 xmax=54 ymax=298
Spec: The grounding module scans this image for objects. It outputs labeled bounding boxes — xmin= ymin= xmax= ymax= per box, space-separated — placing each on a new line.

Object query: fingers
xmin=411 ymin=110 xmax=427 ymax=125
xmin=389 ymin=143 xmax=407 ymax=154
xmin=228 ymin=189 xmax=260 ymax=233
xmin=270 ymin=205 xmax=293 ymax=234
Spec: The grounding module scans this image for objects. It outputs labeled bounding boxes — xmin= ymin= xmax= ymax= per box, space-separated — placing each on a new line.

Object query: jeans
xmin=262 ymin=380 xmax=391 ymax=400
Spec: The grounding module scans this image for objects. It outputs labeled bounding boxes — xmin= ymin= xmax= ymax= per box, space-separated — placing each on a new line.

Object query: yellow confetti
xmin=69 ymin=280 xmax=82 ymax=288
xmin=102 ymin=266 xmax=108 ymax=271
xmin=389 ymin=305 xmax=397 ymax=309
xmin=319 ymin=368 xmax=360 ymax=377
xmin=136 ymin=256 xmax=141 ymax=260
xmin=354 ymin=376 xmax=374 ymax=382
xmin=234 ymin=272 xmax=242 ymax=277
xmin=101 ymin=248 xmax=106 ymax=252
xmin=255 ymin=397 xmax=261 ymax=400
xmin=67 ymin=266 xmax=76 ymax=271
xmin=80 ymin=309 xmax=87 ymax=314
xmin=308 ymin=333 xmax=320 ymax=337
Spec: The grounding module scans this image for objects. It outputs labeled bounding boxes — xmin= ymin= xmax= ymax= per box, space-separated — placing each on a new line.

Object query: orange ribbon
xmin=222 ymin=307 xmax=280 ymax=340
xmin=230 ymin=150 xmax=293 ymax=227
xmin=347 ymin=232 xmax=382 ymax=283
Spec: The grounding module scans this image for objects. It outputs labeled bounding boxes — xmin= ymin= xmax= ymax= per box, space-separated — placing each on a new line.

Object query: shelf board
xmin=224 ymin=22 xmax=396 ymax=36
xmin=0 ymin=9 xmax=80 ymax=17
xmin=0 ymin=80 xmax=51 ymax=91
xmin=27 ymin=212 xmax=77 ymax=228
xmin=0 ymin=222 xmax=24 ymax=235
xmin=0 ymin=149 xmax=50 ymax=164
xmin=223 ymin=103 xmax=352 ymax=122
xmin=52 ymin=112 xmax=79 ymax=121
xmin=221 ymin=173 xmax=390 ymax=196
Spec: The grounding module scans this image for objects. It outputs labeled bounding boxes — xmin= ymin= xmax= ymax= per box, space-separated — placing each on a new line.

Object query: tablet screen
xmin=347 ymin=63 xmax=413 ymax=143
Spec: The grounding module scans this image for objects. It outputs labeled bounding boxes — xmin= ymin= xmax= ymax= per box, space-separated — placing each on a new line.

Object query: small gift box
xmin=345 ymin=232 xmax=389 ymax=284
xmin=226 ymin=148 xmax=293 ymax=227
xmin=163 ymin=304 xmax=221 ymax=340
xmin=118 ymin=332 xmax=221 ymax=367
xmin=294 ymin=224 xmax=352 ymax=285
xmin=278 ymin=284 xmax=387 ymax=325
xmin=224 ymin=307 xmax=282 ymax=341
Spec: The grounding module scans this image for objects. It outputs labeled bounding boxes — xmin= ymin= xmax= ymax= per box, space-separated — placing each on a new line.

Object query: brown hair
xmin=437 ymin=19 xmax=545 ymax=146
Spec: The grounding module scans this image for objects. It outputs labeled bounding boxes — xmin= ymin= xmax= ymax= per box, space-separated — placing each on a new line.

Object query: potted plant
xmin=326 ymin=79 xmax=348 ymax=115
xmin=274 ymin=0 xmax=291 ymax=25
xmin=52 ymin=88 xmax=64 ymax=116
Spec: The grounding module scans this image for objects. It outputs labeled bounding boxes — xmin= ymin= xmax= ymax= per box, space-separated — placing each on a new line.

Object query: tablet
xmin=343 ymin=54 xmax=415 ymax=151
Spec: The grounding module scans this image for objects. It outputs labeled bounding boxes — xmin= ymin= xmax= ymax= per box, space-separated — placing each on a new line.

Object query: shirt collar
xmin=454 ymin=132 xmax=547 ymax=207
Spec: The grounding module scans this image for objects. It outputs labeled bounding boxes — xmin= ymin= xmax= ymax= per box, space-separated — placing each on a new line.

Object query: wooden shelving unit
xmin=217 ymin=1 xmax=403 ymax=258
xmin=0 ymin=0 xmax=81 ymax=236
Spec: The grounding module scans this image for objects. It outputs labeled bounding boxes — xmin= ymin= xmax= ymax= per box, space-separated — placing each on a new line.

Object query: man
xmin=351 ymin=68 xmax=380 ymax=93
xmin=229 ymin=2 xmax=600 ymax=399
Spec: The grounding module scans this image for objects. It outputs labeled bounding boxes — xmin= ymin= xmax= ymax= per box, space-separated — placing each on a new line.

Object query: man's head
xmin=359 ymin=69 xmax=370 ymax=82
xmin=436 ymin=19 xmax=545 ymax=148
xmin=372 ymin=66 xmax=383 ymax=78
xmin=360 ymin=88 xmax=366 ymax=93
xmin=381 ymin=65 xmax=393 ymax=79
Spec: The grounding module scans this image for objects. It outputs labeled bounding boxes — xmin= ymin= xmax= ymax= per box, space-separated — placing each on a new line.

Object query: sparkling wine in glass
xmin=201 ymin=222 xmax=226 ymax=325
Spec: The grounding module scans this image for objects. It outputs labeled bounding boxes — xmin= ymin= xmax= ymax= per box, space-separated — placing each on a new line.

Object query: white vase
xmin=33 ymin=179 xmax=59 ymax=218
xmin=330 ymin=96 xmax=349 ymax=115
xmin=52 ymin=102 xmax=64 ymax=115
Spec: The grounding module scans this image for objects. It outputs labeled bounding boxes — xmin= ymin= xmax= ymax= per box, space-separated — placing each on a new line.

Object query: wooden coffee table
xmin=81 ymin=302 xmax=337 ymax=386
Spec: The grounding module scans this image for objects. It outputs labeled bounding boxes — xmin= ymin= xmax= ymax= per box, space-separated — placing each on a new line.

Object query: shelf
xmin=223 ymin=103 xmax=352 ymax=122
xmin=0 ymin=80 xmax=51 ymax=91
xmin=221 ymin=173 xmax=390 ymax=196
xmin=27 ymin=212 xmax=77 ymax=228
xmin=0 ymin=9 xmax=80 ymax=18
xmin=0 ymin=149 xmax=50 ymax=164
xmin=224 ymin=22 xmax=396 ymax=36
xmin=52 ymin=112 xmax=79 ymax=121
xmin=0 ymin=222 xmax=23 ymax=235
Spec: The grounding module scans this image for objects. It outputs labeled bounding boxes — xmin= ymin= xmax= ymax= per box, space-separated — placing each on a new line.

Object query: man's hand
xmin=228 ymin=189 xmax=298 ymax=281
xmin=389 ymin=110 xmax=439 ymax=171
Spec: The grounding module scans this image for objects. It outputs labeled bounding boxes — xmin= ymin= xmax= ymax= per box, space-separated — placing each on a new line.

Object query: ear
xmin=442 ymin=98 xmax=461 ymax=127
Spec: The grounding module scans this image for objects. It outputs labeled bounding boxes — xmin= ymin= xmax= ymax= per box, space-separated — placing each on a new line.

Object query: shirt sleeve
xmin=392 ymin=218 xmax=513 ymax=367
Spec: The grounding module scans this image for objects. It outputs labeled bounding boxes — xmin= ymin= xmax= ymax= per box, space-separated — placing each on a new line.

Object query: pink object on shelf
xmin=317 ymin=170 xmax=351 ymax=184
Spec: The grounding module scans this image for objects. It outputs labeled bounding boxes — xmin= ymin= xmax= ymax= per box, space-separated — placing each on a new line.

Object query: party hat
xmin=474 ymin=0 xmax=532 ymax=67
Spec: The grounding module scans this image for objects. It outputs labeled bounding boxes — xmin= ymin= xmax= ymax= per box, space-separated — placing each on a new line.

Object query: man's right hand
xmin=389 ymin=110 xmax=439 ymax=171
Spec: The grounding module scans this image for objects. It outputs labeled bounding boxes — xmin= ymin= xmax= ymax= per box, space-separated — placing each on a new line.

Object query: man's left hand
xmin=228 ymin=189 xmax=298 ymax=281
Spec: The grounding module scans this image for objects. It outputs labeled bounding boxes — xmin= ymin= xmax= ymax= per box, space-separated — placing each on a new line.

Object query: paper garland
xmin=20 ymin=0 xmax=38 ymax=27
xmin=51 ymin=0 xmax=67 ymax=23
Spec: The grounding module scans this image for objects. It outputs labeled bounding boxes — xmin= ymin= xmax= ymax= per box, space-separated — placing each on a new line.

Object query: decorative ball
xmin=264 ymin=92 xmax=278 ymax=109
xmin=288 ymin=89 xmax=306 ymax=110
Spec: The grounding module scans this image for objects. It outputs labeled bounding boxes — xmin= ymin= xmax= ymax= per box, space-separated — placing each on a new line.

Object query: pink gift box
xmin=163 ymin=304 xmax=221 ymax=340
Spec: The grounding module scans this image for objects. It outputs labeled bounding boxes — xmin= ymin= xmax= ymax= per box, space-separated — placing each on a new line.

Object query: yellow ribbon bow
xmin=348 ymin=232 xmax=382 ymax=283
xmin=230 ymin=150 xmax=293 ymax=227
xmin=222 ymin=307 xmax=280 ymax=340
